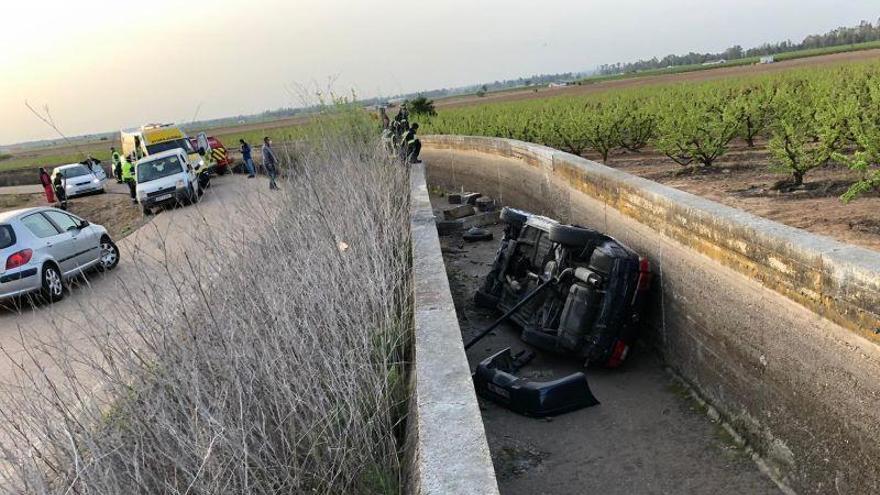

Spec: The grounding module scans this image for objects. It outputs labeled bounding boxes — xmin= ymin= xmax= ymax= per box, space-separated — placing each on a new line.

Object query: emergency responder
xmin=402 ymin=123 xmax=422 ymax=164
xmin=121 ymin=155 xmax=137 ymax=203
xmin=111 ymin=147 xmax=123 ymax=183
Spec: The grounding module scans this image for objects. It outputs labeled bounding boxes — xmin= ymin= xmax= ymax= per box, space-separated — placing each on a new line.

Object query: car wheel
xmin=98 ymin=237 xmax=120 ymax=271
xmin=143 ymin=205 xmax=152 ymax=215
xmin=40 ymin=264 xmax=65 ymax=303
xmin=189 ymin=185 xmax=200 ymax=204
xmin=215 ymin=165 xmax=228 ymax=175
xmin=549 ymin=224 xmax=598 ymax=247
xmin=500 ymin=207 xmax=528 ymax=225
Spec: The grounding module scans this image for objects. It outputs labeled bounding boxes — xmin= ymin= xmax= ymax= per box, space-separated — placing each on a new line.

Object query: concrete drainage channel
xmin=417 ymin=135 xmax=880 ymax=494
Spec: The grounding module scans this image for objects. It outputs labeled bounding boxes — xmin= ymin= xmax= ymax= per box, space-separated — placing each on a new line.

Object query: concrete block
xmin=463 ymin=192 xmax=483 ymax=205
xmin=448 ymin=193 xmax=462 ymax=204
xmin=443 ymin=205 xmax=475 ymax=220
xmin=475 ymin=196 xmax=496 ymax=212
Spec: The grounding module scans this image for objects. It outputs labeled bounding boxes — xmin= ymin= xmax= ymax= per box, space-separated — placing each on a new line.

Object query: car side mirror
xmin=79 ymin=220 xmax=89 ymax=229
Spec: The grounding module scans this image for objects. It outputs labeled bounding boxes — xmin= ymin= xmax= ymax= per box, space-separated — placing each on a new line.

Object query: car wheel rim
xmin=46 ymin=269 xmax=62 ymax=296
xmin=100 ymin=242 xmax=118 ymax=268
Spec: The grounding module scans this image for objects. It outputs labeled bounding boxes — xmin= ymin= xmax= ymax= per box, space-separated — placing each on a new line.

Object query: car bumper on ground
xmin=0 ymin=266 xmax=41 ymax=300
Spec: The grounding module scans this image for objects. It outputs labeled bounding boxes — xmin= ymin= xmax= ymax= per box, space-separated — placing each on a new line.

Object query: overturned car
xmin=475 ymin=207 xmax=652 ymax=368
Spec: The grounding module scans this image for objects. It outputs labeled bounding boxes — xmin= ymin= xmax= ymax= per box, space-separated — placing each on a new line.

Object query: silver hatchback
xmin=0 ymin=208 xmax=120 ymax=303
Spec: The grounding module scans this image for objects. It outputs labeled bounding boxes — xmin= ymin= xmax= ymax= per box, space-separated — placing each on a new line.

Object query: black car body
xmin=476 ymin=208 xmax=652 ymax=367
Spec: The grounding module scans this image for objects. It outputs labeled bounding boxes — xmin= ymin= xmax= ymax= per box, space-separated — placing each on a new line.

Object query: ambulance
xmin=120 ymin=124 xmax=214 ymax=189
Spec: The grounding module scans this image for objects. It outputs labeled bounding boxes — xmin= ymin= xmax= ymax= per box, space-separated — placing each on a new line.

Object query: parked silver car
xmin=0 ymin=208 xmax=120 ymax=303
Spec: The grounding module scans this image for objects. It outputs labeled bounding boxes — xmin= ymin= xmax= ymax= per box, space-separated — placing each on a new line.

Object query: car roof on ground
xmin=0 ymin=207 xmax=48 ymax=223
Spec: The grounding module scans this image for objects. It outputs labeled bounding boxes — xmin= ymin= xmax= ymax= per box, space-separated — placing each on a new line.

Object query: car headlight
xmin=198 ymin=159 xmax=205 ymax=168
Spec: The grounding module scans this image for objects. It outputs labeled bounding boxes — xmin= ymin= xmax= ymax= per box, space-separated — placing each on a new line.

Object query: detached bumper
xmin=472 ymin=347 xmax=600 ymax=417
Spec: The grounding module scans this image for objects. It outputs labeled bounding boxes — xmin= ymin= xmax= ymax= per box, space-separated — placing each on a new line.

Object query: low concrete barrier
xmin=422 ymin=135 xmax=880 ymax=494
xmin=406 ymin=163 xmax=499 ymax=495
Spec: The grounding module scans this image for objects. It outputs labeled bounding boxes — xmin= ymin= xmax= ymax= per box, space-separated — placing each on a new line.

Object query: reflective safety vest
xmin=111 ymin=151 xmax=121 ymax=166
xmin=121 ymin=159 xmax=135 ymax=182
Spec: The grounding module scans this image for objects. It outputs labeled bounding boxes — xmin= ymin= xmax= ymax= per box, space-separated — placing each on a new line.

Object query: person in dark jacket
xmin=402 ymin=123 xmax=422 ymax=164
xmin=39 ymin=168 xmax=55 ymax=203
xmin=52 ymin=172 xmax=67 ymax=209
xmin=260 ymin=137 xmax=279 ymax=190
xmin=239 ymin=139 xmax=256 ymax=178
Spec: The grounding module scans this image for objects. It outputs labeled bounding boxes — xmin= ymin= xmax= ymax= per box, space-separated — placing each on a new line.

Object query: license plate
xmin=154 ymin=194 xmax=172 ymax=202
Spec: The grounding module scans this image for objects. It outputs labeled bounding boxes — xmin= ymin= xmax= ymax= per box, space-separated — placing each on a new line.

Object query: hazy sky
xmin=1 ymin=0 xmax=877 ymax=144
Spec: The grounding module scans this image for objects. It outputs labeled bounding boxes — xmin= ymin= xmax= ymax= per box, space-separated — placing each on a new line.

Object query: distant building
xmin=760 ymin=55 xmax=775 ymax=64
xmin=548 ymin=82 xmax=570 ymax=88
xmin=701 ymin=59 xmax=727 ymax=66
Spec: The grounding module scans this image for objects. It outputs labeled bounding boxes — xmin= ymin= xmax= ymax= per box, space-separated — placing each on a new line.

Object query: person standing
xmin=261 ymin=137 xmax=279 ymax=190
xmin=239 ymin=139 xmax=256 ymax=178
xmin=38 ymin=168 xmax=55 ymax=203
xmin=111 ymin=147 xmax=123 ymax=183
xmin=52 ymin=171 xmax=67 ymax=209
xmin=121 ymin=155 xmax=137 ymax=203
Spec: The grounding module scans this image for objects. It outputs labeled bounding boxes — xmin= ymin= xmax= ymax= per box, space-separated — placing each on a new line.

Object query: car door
xmin=19 ymin=212 xmax=77 ymax=274
xmin=42 ymin=211 xmax=99 ymax=271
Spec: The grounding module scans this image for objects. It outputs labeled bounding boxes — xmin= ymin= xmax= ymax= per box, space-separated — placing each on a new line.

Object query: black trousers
xmin=126 ymin=180 xmax=136 ymax=199
xmin=407 ymin=139 xmax=422 ymax=163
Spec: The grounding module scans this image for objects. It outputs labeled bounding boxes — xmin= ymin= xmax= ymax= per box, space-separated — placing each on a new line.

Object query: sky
xmin=1 ymin=0 xmax=878 ymax=145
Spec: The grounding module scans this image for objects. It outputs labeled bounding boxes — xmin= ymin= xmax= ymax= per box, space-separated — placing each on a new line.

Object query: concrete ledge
xmin=405 ymin=163 xmax=499 ymax=495
xmin=421 ymin=135 xmax=880 ymax=493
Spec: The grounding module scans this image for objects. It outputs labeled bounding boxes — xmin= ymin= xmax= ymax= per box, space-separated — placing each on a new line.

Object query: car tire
xmin=500 ymin=207 xmax=528 ymax=225
xmin=40 ymin=264 xmax=65 ymax=303
xmin=189 ymin=185 xmax=200 ymax=204
xmin=216 ymin=165 xmax=228 ymax=176
xmin=142 ymin=205 xmax=152 ymax=215
xmin=97 ymin=236 xmax=120 ymax=272
xmin=549 ymin=224 xmax=597 ymax=247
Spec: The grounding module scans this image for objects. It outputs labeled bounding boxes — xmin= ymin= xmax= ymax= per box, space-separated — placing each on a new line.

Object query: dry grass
xmin=0 ymin=111 xmax=412 ymax=494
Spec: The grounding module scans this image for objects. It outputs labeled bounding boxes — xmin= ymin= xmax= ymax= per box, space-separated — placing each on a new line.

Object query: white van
xmin=135 ymin=149 xmax=202 ymax=215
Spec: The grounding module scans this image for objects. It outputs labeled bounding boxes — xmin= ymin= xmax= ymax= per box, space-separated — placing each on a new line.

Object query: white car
xmin=0 ymin=207 xmax=120 ymax=303
xmin=51 ymin=164 xmax=106 ymax=197
xmin=135 ymin=148 xmax=202 ymax=215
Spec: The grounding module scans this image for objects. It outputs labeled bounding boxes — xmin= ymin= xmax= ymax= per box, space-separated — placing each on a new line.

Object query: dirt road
xmin=0 ymin=175 xmax=272 ymax=408
xmin=432 ymin=196 xmax=782 ymax=494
